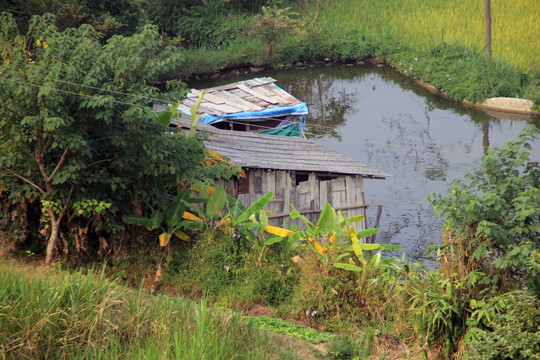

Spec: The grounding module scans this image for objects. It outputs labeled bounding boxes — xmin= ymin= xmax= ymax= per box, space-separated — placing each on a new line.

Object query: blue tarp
xmin=179 ymin=102 xmax=308 ymax=131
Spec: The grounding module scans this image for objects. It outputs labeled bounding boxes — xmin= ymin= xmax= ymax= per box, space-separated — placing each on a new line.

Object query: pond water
xmin=190 ymin=65 xmax=540 ymax=266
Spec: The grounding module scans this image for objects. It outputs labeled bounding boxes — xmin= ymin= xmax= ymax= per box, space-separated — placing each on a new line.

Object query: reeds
xmin=0 ymin=261 xmax=296 ymax=359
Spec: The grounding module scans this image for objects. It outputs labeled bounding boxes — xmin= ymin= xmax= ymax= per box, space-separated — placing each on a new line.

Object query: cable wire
xmin=2 ymin=77 xmax=538 ymax=162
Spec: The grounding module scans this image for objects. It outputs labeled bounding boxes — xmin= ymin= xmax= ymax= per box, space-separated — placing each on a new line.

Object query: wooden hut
xmin=172 ymin=77 xmax=308 ymax=136
xmin=197 ymin=123 xmax=389 ymax=230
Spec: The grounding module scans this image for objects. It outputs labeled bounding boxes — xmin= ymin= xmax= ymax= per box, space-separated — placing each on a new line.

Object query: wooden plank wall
xmin=232 ymin=169 xmax=367 ymax=233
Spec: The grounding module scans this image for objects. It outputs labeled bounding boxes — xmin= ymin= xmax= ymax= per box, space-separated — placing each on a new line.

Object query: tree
xmin=0 ymin=13 xmax=212 ymax=263
xmin=429 ymin=126 xmax=539 ymax=296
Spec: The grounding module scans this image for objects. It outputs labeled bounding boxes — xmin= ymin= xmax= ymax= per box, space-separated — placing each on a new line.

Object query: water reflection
xmin=190 ymin=65 xmax=539 ymax=265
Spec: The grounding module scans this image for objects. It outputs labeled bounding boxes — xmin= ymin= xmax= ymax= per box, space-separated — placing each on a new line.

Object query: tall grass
xmin=317 ymin=0 xmax=539 ymax=71
xmin=0 ymin=261 xmax=298 ymax=359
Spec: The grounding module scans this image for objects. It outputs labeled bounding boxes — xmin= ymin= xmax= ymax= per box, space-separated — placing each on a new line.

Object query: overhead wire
xmin=1 ymin=76 xmax=538 ymax=162
xmin=1 ymin=69 xmax=174 ymax=106
xmin=2 ymin=77 xmax=154 ymax=109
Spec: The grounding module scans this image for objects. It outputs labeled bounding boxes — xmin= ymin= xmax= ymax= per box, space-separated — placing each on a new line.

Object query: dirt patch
xmin=265 ymin=332 xmax=328 ymax=360
xmin=244 ymin=304 xmax=275 ymax=317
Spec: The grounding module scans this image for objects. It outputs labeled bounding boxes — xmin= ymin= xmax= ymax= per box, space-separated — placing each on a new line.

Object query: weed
xmin=327 ymin=335 xmax=357 ymax=359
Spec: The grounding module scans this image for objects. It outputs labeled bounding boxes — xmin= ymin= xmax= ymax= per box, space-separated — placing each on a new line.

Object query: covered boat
xmin=175 ymin=77 xmax=308 ymax=137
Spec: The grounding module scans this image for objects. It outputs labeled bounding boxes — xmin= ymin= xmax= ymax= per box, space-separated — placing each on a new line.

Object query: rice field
xmin=318 ymin=0 xmax=539 ymax=70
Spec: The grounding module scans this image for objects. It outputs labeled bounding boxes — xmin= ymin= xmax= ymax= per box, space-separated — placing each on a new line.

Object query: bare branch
xmin=47 ymin=147 xmax=70 ymax=182
xmin=86 ymin=158 xmax=114 ymax=169
xmin=0 ymin=168 xmax=45 ymax=195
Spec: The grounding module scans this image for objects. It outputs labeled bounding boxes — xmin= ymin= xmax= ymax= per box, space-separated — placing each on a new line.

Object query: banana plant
xmin=155 ymin=91 xmax=204 ymax=138
xmin=122 ymin=189 xmax=203 ymax=247
xmin=265 ymin=202 xmax=402 ymax=271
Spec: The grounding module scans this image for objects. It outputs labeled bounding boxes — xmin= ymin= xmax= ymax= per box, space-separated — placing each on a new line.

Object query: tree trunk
xmin=484 ymin=0 xmax=492 ymax=60
xmin=45 ymin=208 xmax=60 ymax=265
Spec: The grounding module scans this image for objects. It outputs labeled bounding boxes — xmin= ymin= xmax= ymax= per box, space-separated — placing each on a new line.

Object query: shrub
xmin=429 ymin=125 xmax=540 ymax=296
xmin=463 ymin=292 xmax=540 ymax=360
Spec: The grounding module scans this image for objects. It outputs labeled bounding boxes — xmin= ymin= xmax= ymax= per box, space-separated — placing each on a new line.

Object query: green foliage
xmin=401 ymin=264 xmax=467 ymax=358
xmin=463 ymin=291 xmax=540 ymax=360
xmin=274 ymin=202 xmax=401 ymax=272
xmin=176 ymin=2 xmax=250 ymax=49
xmin=250 ymin=6 xmax=304 ymax=58
xmin=395 ymin=127 xmax=540 ymax=358
xmin=326 ymin=335 xmax=357 ymax=359
xmin=244 ymin=315 xmax=335 ymax=343
xmin=429 ymin=125 xmax=540 ymax=295
xmin=0 ymin=260 xmax=303 ymax=359
xmin=0 ymin=13 xmax=223 ymax=262
xmin=1 ymin=0 xmax=149 ymax=39
xmin=387 ymin=42 xmax=538 ymax=103
xmin=251 ymin=263 xmax=298 ymax=305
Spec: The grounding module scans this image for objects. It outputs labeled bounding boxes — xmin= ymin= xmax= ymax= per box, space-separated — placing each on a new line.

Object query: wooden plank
xmin=331 ymin=178 xmax=345 ymax=208
xmin=356 ymin=176 xmax=365 ymax=194
xmin=283 ymin=171 xmax=291 ymax=214
xmin=238 ymin=194 xmax=249 ymax=207
xmin=295 ymin=183 xmax=307 ymax=212
xmin=203 ymin=82 xmax=241 ymax=92
xmin=214 ymin=90 xmax=263 ymax=111
xmin=196 ymin=103 xmax=223 ymax=116
xmin=238 ymin=84 xmax=279 ymax=105
xmin=245 ymin=77 xmax=276 ymax=86
xmin=309 ymin=172 xmax=319 ymax=211
xmin=195 ymin=99 xmax=245 ymax=115
xmin=345 ymin=176 xmax=355 ymax=208
xmin=176 ymin=103 xmax=192 ymax=113
xmin=189 ymin=89 xmax=226 ymax=104
xmin=248 ymin=169 xmax=256 ymax=194
xmin=319 ymin=180 xmax=328 ymax=210
xmin=252 ymin=84 xmax=281 ymax=99
xmin=262 ymin=84 xmax=301 ymax=105
xmin=276 ymin=171 xmax=287 ymax=191
xmin=326 ymin=181 xmax=333 ymax=205
xmin=261 ymin=171 xmax=267 ymax=194
xmin=267 ymin=204 xmax=369 ymax=219
xmin=266 ymin=169 xmax=276 ymax=195
xmin=254 ymin=171 xmax=263 ymax=193
xmin=231 ymin=90 xmax=270 ymax=108
xmin=182 ymin=98 xmax=197 ymax=108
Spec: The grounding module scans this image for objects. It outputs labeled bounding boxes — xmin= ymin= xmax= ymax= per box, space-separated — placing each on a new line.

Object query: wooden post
xmin=370 ymin=205 xmax=383 ymax=243
xmin=485 ymin=0 xmax=492 ymax=61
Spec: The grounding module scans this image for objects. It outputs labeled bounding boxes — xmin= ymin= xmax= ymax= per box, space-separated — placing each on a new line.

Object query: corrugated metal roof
xmin=187 ymin=122 xmax=389 ymax=179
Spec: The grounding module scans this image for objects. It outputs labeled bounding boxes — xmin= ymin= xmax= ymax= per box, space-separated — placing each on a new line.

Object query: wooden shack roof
xmin=178 ymin=77 xmax=305 ymax=118
xmin=178 ymin=120 xmax=389 ymax=179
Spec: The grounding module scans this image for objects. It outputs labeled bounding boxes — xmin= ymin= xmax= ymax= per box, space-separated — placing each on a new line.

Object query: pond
xmin=190 ymin=65 xmax=540 ymax=265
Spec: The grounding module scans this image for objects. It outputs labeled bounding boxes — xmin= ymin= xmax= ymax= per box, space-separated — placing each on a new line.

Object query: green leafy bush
xmin=463 ymin=291 xmax=540 ymax=360
xmin=429 ymin=125 xmax=540 ymax=296
xmin=0 ymin=13 xmax=222 ymax=262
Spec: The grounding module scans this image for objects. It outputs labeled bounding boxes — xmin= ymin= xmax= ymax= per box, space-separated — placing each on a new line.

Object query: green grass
xmin=165 ymin=1 xmax=539 ymax=106
xmin=0 ymin=261 xmax=307 ymax=359
xmin=244 ymin=316 xmax=335 ymax=344
xmin=317 ymin=0 xmax=539 ymax=71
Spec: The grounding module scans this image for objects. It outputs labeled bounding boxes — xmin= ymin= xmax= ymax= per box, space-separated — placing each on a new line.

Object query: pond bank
xmin=183 ymin=58 xmax=540 ymax=121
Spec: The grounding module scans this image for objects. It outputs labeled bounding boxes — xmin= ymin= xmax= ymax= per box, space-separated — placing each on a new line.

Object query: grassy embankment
xmin=0 ymin=260 xmax=326 ymax=359
xmin=174 ymin=0 xmax=539 ymax=106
